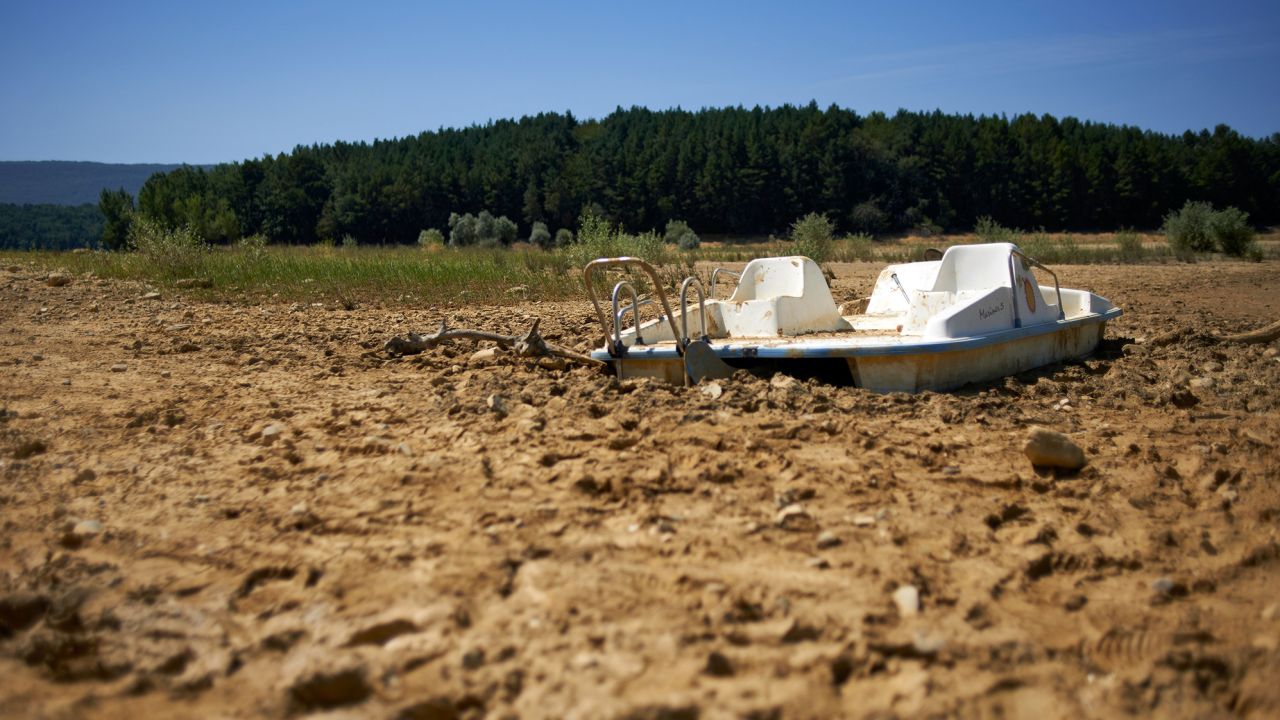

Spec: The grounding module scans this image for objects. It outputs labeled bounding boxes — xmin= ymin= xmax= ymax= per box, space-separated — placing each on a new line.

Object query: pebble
xmin=816 ymin=530 xmax=841 ymax=548
xmin=45 ymin=274 xmax=70 ymax=287
xmin=893 ymin=584 xmax=920 ymax=617
xmin=1262 ymin=603 xmax=1280 ymax=622
xmin=1023 ymin=427 xmax=1085 ymax=470
xmin=110 ymin=363 xmax=128 ymax=372
xmin=260 ymin=423 xmax=287 ymax=444
xmin=160 ymin=370 xmax=171 ymax=378
xmin=139 ymin=291 xmax=162 ymax=300
xmin=290 ymin=502 xmax=309 ymax=516
xmin=471 ymin=347 xmax=501 ymax=363
xmin=61 ymin=378 xmax=71 ymax=386
xmin=1264 ymin=347 xmax=1279 ymax=359
xmin=486 ymin=394 xmax=509 ymax=415
xmin=770 ymin=374 xmax=798 ymax=391
xmin=700 ymin=382 xmax=723 ymax=400
xmin=177 ymin=341 xmax=200 ymax=353
xmin=805 ymin=556 xmax=830 ymax=569
xmin=72 ymin=519 xmax=103 ymax=537
xmin=1203 ymin=361 xmax=1223 ymax=373
xmin=1189 ymin=377 xmax=1215 ymax=389
xmin=853 ymin=514 xmax=876 ymax=527
xmin=775 ymin=504 xmax=814 ymax=530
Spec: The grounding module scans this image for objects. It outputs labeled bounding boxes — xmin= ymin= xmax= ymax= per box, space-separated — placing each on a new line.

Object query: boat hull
xmin=595 ymin=311 xmax=1117 ymax=392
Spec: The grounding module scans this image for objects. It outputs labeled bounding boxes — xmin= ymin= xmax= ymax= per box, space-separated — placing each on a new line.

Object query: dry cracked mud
xmin=1 ymin=260 xmax=1278 ymax=719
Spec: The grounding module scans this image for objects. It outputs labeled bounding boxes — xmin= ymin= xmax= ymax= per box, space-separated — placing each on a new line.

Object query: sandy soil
xmin=1 ymin=260 xmax=1278 ymax=719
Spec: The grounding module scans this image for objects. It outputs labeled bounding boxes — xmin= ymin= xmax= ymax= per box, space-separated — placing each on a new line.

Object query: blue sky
xmin=2 ymin=0 xmax=1277 ymax=163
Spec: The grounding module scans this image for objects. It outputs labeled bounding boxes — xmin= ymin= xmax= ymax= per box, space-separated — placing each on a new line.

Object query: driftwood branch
xmin=1216 ymin=319 xmax=1280 ymax=345
xmin=385 ymin=318 xmax=603 ymax=365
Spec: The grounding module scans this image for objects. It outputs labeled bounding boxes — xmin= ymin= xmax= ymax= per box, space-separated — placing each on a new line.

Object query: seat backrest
xmin=728 ymin=256 xmax=820 ymax=302
xmin=931 ymin=243 xmax=1015 ymax=293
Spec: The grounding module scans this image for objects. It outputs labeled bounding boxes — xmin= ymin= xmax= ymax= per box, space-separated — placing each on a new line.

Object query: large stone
xmin=1023 ymin=427 xmax=1085 ymax=470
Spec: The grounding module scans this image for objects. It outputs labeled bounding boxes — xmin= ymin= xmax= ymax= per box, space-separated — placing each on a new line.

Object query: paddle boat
xmin=583 ymin=242 xmax=1121 ymax=392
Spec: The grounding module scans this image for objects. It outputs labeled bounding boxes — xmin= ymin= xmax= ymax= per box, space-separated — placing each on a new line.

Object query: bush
xmin=664 ymin=220 xmax=700 ymax=250
xmin=1115 ymin=228 xmax=1144 ymax=262
xmin=529 ymin=221 xmax=552 ymax=249
xmin=849 ymin=201 xmax=888 ymax=235
xmin=418 ymin=228 xmax=444 ymax=246
xmin=448 ymin=210 xmax=518 ymax=247
xmin=238 ymin=233 xmax=268 ymax=261
xmin=974 ymin=216 xmax=1020 ymax=244
xmin=1208 ymin=206 xmax=1256 ymax=257
xmin=128 ymin=215 xmax=208 ymax=279
xmin=1162 ymin=201 xmax=1216 ymax=255
xmin=554 ymin=228 xmax=574 ymax=247
xmin=341 ymin=234 xmax=358 ymax=249
xmin=790 ymin=212 xmax=834 ymax=264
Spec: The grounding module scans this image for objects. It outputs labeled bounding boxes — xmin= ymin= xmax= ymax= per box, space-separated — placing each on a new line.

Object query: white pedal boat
xmin=584 ymin=242 xmax=1121 ymax=392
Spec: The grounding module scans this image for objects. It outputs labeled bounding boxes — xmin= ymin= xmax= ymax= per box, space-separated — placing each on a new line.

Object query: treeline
xmin=116 ymin=104 xmax=1279 ymax=246
xmin=0 ymin=203 xmax=103 ymax=250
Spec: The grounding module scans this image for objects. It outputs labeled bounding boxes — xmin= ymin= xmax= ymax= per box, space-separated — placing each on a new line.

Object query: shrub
xmin=448 ymin=210 xmax=518 ymax=247
xmin=341 ymin=234 xmax=358 ymax=249
xmin=974 ymin=216 xmax=1020 ymax=244
xmin=1208 ymin=206 xmax=1256 ymax=257
xmin=554 ymin=228 xmax=574 ymax=247
xmin=529 ymin=221 xmax=552 ymax=249
xmin=418 ymin=228 xmax=444 ymax=246
xmin=1162 ymin=201 xmax=1216 ymax=254
xmin=238 ymin=233 xmax=268 ymax=261
xmin=790 ymin=212 xmax=834 ymax=264
xmin=664 ymin=220 xmax=700 ymax=250
xmin=849 ymin=201 xmax=888 ymax=235
xmin=128 ymin=215 xmax=208 ymax=279
xmin=1115 ymin=228 xmax=1144 ymax=262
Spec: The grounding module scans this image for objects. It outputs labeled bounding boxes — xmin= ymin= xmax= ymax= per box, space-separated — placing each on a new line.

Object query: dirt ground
xmin=2 ymin=259 xmax=1278 ymax=719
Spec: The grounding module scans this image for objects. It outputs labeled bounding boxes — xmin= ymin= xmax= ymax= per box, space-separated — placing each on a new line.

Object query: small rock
xmin=73 ymin=519 xmax=103 ymax=537
xmin=1264 ymin=347 xmax=1279 ymax=359
xmin=61 ymin=378 xmax=71 ymax=386
xmin=470 ymin=347 xmax=502 ymax=363
xmin=770 ymin=374 xmax=798 ymax=391
xmin=260 ymin=423 xmax=287 ymax=445
xmin=816 ymin=530 xmax=841 ymax=549
xmin=46 ymin=274 xmax=70 ymax=287
xmin=1203 ymin=361 xmax=1223 ymax=373
xmin=110 ymin=363 xmax=128 ymax=373
xmin=1064 ymin=594 xmax=1088 ymax=611
xmin=805 ymin=556 xmax=830 ymax=569
xmin=1151 ymin=577 xmax=1188 ymax=601
xmin=176 ymin=342 xmax=200 ymax=353
xmin=776 ymin=504 xmax=814 ymax=530
xmin=1189 ymin=377 xmax=1215 ymax=390
xmin=31 ymin=353 xmax=43 ymax=361
xmin=1023 ymin=427 xmax=1085 ymax=470
xmin=853 ymin=514 xmax=876 ymax=527
xmin=290 ymin=502 xmax=309 ymax=516
xmin=174 ymin=278 xmax=212 ymax=288
xmin=139 ymin=291 xmax=162 ymax=300
xmin=461 ymin=648 xmax=485 ymax=669
xmin=704 ymin=650 xmax=734 ymax=677
xmin=1261 ymin=603 xmax=1279 ymax=622
xmin=72 ymin=468 xmax=96 ymax=484
xmin=912 ymin=631 xmax=946 ymax=656
xmin=892 ymin=584 xmax=920 ymax=617
xmin=160 ymin=370 xmax=171 ymax=378
xmin=486 ymin=394 xmax=508 ymax=415
xmin=701 ymin=382 xmax=723 ymax=400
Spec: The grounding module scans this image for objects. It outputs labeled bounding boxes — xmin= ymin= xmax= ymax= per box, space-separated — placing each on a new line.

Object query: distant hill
xmin=0 ymin=161 xmax=204 ymax=205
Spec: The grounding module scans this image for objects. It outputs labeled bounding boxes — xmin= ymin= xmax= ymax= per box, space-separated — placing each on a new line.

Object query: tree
xmin=99 ymin=188 xmax=135 ymax=250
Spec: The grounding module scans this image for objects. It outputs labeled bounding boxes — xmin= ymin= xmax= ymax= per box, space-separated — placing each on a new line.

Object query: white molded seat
xmin=720 ymin=256 xmax=848 ymax=337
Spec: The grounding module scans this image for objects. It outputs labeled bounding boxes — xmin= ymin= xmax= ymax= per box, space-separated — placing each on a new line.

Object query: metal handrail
xmin=611 ymin=281 xmax=644 ymax=352
xmin=709 ymin=268 xmax=740 ymax=299
xmin=678 ymin=276 xmax=709 ymax=346
xmin=615 ymin=297 xmax=654 ymax=326
xmin=1011 ymin=248 xmax=1065 ymax=321
xmin=583 ymin=257 xmax=681 ymax=357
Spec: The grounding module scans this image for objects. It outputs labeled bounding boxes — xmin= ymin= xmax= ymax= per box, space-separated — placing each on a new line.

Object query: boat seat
xmin=720 ymin=256 xmax=848 ymax=337
xmin=930 ymin=242 xmax=1017 ymax=293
